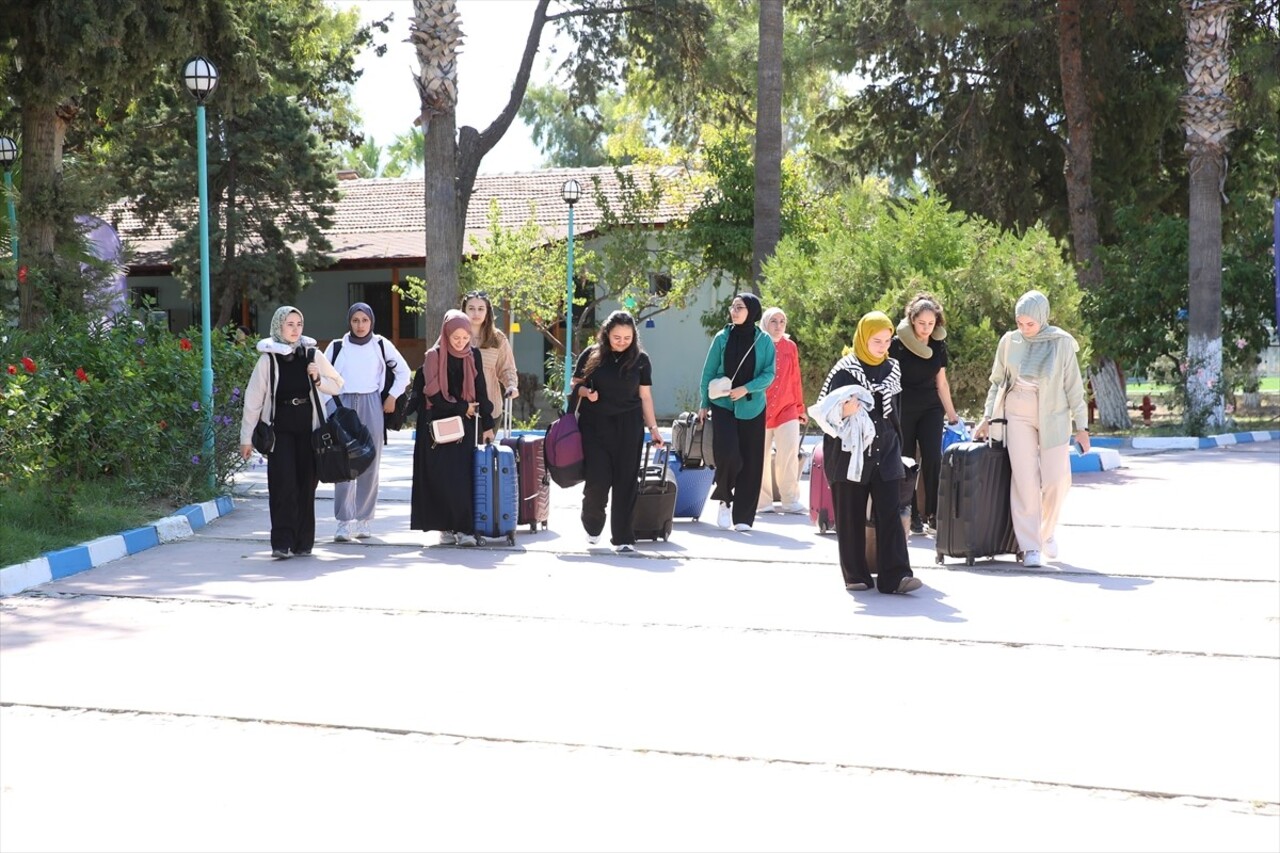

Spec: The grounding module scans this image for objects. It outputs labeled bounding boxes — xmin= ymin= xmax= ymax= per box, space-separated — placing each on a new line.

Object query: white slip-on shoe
xmin=586 ymin=534 xmax=601 ymax=545
xmin=334 ymin=522 xmax=351 ymax=543
xmin=717 ymin=503 xmax=732 ymax=529
xmin=615 ymin=543 xmax=636 ymax=553
xmin=437 ymin=530 xmax=457 ymax=546
xmin=1023 ymin=549 xmax=1043 ymax=568
xmin=1044 ymin=538 xmax=1059 ymax=559
xmin=734 ymin=523 xmax=751 ymax=532
xmin=780 ymin=501 xmax=806 ymax=515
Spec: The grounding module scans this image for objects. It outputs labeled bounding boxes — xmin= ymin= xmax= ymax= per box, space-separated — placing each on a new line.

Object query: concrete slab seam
xmin=0 ymin=498 xmax=236 ymax=597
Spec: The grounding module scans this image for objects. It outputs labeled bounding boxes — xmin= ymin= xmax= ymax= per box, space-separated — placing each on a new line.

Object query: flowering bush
xmin=0 ymin=308 xmax=260 ymax=508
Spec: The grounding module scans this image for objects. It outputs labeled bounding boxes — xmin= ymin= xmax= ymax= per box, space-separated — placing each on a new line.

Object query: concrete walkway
xmin=1 ymin=432 xmax=1277 ymax=852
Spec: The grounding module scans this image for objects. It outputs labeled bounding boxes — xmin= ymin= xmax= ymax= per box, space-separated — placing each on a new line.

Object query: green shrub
xmin=1 ymin=308 xmax=260 ymax=510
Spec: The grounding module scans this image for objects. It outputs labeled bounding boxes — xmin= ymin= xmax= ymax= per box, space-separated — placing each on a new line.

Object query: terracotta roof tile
xmin=112 ymin=164 xmax=698 ymax=268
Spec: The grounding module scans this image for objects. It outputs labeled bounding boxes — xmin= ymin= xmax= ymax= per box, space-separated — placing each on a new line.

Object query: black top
xmin=574 ymin=346 xmax=653 ymax=418
xmin=889 ymin=337 xmax=948 ymax=412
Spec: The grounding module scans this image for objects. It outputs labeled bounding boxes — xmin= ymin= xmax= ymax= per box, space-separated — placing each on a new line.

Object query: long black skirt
xmin=410 ymin=433 xmax=474 ymax=535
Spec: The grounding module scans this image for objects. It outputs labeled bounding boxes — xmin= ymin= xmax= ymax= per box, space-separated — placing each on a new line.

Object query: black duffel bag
xmin=311 ymin=387 xmax=376 ymax=483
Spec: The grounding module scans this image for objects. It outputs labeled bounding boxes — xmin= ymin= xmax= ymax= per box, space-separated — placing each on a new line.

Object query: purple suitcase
xmin=809 ymin=444 xmax=837 ymax=533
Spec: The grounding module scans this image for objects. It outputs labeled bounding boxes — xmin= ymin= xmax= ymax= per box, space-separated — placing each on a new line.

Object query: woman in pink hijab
xmin=410 ymin=310 xmax=496 ymax=546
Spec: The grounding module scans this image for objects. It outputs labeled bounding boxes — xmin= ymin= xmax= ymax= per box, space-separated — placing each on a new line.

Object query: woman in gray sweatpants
xmin=322 ymin=302 xmax=411 ymax=541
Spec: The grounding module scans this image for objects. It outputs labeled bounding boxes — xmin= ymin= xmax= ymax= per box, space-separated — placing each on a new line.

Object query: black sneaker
xmin=909 ymin=520 xmax=924 ymax=535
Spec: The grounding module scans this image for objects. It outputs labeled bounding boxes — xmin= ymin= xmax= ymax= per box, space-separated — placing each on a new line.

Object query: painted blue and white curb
xmin=1091 ymin=430 xmax=1280 ymax=451
xmin=0 ymin=495 xmax=235 ymax=598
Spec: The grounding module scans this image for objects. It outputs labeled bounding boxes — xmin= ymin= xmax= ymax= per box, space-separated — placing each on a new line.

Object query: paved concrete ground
xmin=1 ymin=432 xmax=1277 ymax=852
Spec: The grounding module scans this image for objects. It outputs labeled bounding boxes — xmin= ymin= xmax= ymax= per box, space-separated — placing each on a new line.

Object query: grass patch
xmin=0 ymin=479 xmax=179 ymax=568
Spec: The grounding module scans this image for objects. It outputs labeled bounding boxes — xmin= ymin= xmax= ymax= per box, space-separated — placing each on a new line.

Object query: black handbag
xmin=251 ymin=421 xmax=275 ymax=455
xmin=311 ymin=382 xmax=377 ymax=483
xmin=250 ymin=354 xmax=277 ymax=455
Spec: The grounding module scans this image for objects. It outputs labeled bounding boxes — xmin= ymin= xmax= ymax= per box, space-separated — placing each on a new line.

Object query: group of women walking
xmin=239 ymin=287 xmax=1089 ymax=596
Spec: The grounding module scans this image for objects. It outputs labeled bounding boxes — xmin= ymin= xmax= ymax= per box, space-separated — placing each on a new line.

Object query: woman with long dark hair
xmin=570 ymin=310 xmax=664 ymax=553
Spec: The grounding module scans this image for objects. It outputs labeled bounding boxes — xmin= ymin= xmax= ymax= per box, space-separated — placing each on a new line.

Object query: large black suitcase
xmin=934 ymin=438 xmax=1019 ymax=566
xmin=632 ymin=443 xmax=678 ymax=541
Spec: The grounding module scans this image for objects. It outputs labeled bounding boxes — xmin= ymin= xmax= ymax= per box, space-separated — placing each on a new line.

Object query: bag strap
xmin=726 ymin=331 xmax=759 ymax=384
xmin=264 ymin=353 xmax=277 ymax=425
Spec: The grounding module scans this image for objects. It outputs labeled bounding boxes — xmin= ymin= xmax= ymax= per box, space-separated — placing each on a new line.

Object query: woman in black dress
xmin=410 ymin=310 xmax=495 ymax=545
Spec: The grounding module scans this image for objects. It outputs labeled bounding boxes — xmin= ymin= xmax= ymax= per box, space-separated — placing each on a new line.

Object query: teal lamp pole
xmin=0 ymin=136 xmax=17 ymax=261
xmin=183 ymin=56 xmax=219 ymax=489
xmin=561 ymin=178 xmax=580 ymax=412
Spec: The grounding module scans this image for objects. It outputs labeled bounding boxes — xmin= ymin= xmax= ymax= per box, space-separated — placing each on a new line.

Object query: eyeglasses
xmin=729 ymin=303 xmax=747 ymax=311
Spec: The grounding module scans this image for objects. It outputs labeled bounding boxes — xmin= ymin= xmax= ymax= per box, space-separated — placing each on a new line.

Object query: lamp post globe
xmin=0 ymin=135 xmax=17 ymax=262
xmin=561 ymin=179 xmax=581 ymax=411
xmin=184 ymin=57 xmax=219 ymax=489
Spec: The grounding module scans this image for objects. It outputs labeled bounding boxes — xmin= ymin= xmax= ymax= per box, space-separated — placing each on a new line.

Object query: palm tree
xmin=410 ymin=0 xmax=465 ymax=337
xmin=1181 ymin=0 xmax=1235 ymax=433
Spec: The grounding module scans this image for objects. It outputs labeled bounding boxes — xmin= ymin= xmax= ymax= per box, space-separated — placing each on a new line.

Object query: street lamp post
xmin=0 ymin=136 xmax=17 ymax=261
xmin=561 ymin=178 xmax=580 ymax=411
xmin=183 ymin=56 xmax=219 ymax=490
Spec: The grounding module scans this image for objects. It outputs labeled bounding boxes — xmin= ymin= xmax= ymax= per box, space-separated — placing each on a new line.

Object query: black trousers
xmin=901 ymin=404 xmax=944 ymax=523
xmin=709 ymin=408 xmax=766 ymax=525
xmin=832 ymin=474 xmax=912 ymax=592
xmin=267 ymin=426 xmax=318 ymax=553
xmin=580 ymin=410 xmax=644 ymax=546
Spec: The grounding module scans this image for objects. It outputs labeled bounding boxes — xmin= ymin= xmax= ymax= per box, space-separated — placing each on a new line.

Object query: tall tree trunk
xmin=1181 ymin=0 xmax=1234 ymax=434
xmin=1057 ymin=0 xmax=1131 ymax=428
xmin=422 ymin=107 xmax=460 ymax=339
xmin=751 ymin=0 xmax=783 ymax=292
xmin=17 ymin=103 xmax=69 ymax=328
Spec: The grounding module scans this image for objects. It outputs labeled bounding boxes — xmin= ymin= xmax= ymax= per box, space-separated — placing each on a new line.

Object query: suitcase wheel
xmin=528 ymin=522 xmax=536 ymax=534
xmin=935 ymin=551 xmax=943 ymax=565
xmin=507 ymin=532 xmax=516 ymax=546
xmin=965 ymin=556 xmax=975 ymax=566
xmin=662 ymin=522 xmax=671 ymax=541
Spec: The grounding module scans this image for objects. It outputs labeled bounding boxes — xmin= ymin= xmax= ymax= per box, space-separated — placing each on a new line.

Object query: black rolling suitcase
xmin=632 ymin=442 xmax=678 ymax=541
xmin=934 ymin=432 xmax=1019 ymax=566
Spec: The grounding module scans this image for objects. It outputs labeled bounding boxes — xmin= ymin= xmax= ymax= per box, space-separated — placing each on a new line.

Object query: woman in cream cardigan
xmin=973 ymin=290 xmax=1090 ymax=568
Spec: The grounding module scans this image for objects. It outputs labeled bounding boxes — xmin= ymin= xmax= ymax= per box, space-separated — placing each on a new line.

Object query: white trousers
xmin=759 ymin=419 xmax=802 ymax=508
xmin=1004 ymin=384 xmax=1071 ymax=552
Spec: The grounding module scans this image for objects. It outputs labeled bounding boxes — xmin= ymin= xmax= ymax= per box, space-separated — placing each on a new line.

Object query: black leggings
xmin=580 ymin=411 xmax=644 ymax=546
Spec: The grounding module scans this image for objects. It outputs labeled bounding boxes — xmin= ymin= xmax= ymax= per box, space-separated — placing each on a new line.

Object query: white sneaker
xmin=615 ymin=543 xmax=636 ymax=553
xmin=1023 ymin=549 xmax=1043 ymax=568
xmin=780 ymin=501 xmax=806 ymax=515
xmin=334 ymin=522 xmax=351 ymax=543
xmin=586 ymin=534 xmax=601 ymax=545
xmin=717 ymin=503 xmax=732 ymax=529
xmin=354 ymin=521 xmax=371 ymax=539
xmin=437 ymin=530 xmax=457 ymax=546
xmin=1044 ymin=538 xmax=1059 ymax=559
xmin=734 ymin=523 xmax=751 ymax=532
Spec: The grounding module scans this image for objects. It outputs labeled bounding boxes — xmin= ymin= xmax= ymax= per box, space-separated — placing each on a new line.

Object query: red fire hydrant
xmin=1139 ymin=394 xmax=1155 ymax=427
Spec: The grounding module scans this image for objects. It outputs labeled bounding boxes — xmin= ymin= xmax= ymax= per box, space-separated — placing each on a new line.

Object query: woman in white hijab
xmin=974 ymin=290 xmax=1089 ymax=568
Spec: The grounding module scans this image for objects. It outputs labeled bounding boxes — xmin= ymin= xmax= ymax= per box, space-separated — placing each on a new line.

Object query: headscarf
xmin=723 ymin=292 xmax=763 ymax=385
xmin=853 ymin=311 xmax=894 ymax=366
xmin=761 ymin=306 xmax=789 ymax=342
xmin=269 ymin=305 xmax=303 ymax=346
xmin=1014 ymin=290 xmax=1071 ymax=379
xmin=424 ymin=309 xmax=477 ymax=403
xmin=347 ymin=302 xmax=374 ymax=346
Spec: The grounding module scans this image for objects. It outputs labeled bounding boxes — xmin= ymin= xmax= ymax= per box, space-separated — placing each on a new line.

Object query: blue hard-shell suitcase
xmin=473 ymin=440 xmax=519 ymax=545
xmin=656 ymin=447 xmax=716 ymax=522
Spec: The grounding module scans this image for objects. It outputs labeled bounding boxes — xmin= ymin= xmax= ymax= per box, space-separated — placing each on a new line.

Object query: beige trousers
xmin=1004 ymin=384 xmax=1071 ymax=552
xmin=759 ymin=419 xmax=802 ymax=508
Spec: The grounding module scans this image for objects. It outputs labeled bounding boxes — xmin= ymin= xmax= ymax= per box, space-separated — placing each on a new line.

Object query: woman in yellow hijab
xmin=811 ymin=311 xmax=923 ymax=594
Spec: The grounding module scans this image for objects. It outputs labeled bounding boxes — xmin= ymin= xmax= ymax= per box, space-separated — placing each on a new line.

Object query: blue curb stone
xmin=215 ymin=495 xmax=234 ymax=516
xmin=174 ymin=504 xmax=207 ymax=529
xmin=121 ymin=526 xmax=160 ymax=555
xmin=45 ymin=546 xmax=93 ymax=580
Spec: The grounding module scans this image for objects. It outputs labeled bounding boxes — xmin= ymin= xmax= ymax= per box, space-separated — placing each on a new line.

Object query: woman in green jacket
xmin=698 ymin=293 xmax=776 ymax=531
